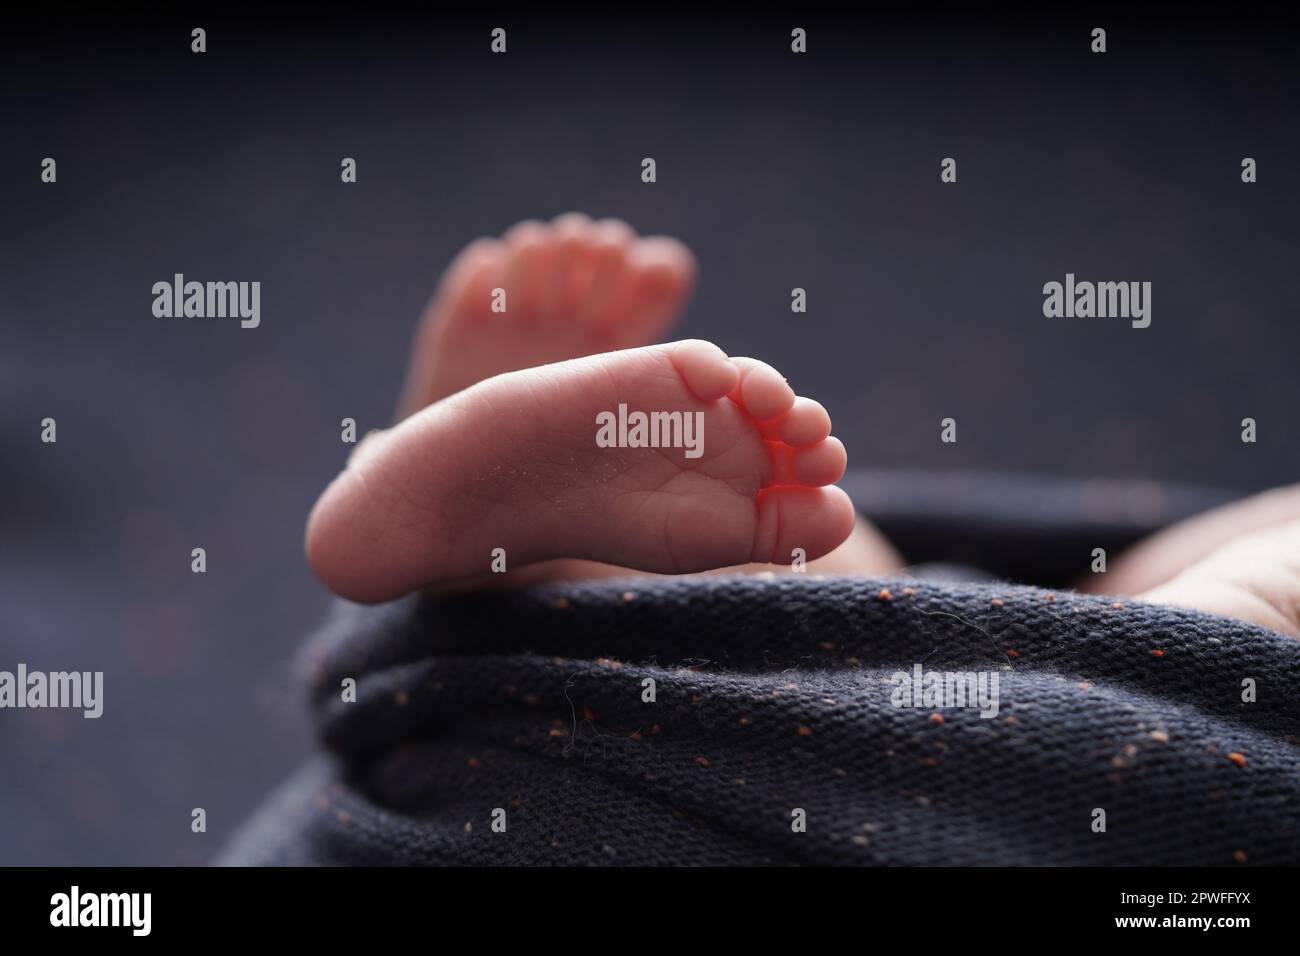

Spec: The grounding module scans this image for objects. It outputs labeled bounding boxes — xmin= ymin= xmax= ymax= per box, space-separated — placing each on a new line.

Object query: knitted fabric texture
xmin=219 ymin=471 xmax=1300 ymax=866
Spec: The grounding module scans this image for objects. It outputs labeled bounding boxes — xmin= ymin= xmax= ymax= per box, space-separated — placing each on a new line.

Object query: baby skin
xmin=307 ymin=213 xmax=1300 ymax=638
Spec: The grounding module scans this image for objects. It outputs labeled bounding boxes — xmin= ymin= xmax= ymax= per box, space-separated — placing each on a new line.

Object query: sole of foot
xmin=310 ymin=340 xmax=855 ymax=603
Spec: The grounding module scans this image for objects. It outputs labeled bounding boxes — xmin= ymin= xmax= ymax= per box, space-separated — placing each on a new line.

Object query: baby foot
xmin=397 ymin=213 xmax=696 ymax=416
xmin=308 ymin=340 xmax=855 ymax=603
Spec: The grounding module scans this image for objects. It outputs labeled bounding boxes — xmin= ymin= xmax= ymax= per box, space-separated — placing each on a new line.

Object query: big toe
xmin=753 ymin=485 xmax=858 ymax=566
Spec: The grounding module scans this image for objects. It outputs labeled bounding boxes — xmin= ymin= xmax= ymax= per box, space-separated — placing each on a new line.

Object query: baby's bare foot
xmin=397 ymin=213 xmax=695 ymax=416
xmin=308 ymin=340 xmax=855 ymax=603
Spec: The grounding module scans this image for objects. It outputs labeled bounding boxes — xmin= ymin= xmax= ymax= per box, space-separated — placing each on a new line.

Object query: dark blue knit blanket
xmin=220 ymin=471 xmax=1300 ymax=865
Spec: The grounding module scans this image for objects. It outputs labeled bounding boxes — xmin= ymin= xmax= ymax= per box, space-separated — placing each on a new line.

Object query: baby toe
xmin=732 ymin=357 xmax=797 ymax=420
xmin=790 ymin=436 xmax=847 ymax=487
xmin=669 ymin=339 xmax=739 ymax=402
xmin=763 ymin=396 xmax=832 ymax=448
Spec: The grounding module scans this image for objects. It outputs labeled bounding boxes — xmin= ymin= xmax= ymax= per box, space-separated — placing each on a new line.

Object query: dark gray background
xmin=1 ymin=12 xmax=1296 ymax=864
